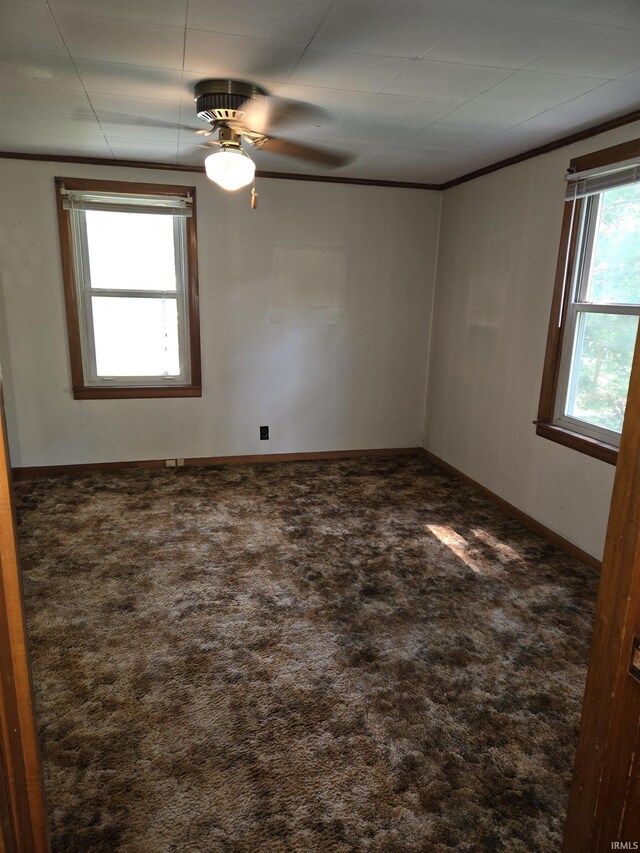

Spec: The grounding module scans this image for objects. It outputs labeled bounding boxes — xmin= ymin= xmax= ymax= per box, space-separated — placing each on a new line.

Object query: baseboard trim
xmin=421 ymin=449 xmax=601 ymax=571
xmin=12 ymin=446 xmax=600 ymax=568
xmin=11 ymin=447 xmax=421 ymax=479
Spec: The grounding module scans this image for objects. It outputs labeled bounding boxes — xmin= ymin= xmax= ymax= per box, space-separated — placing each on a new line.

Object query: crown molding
xmin=1 ymin=107 xmax=639 ymax=192
xmin=0 ymin=151 xmax=439 ymax=190
xmin=440 ymin=108 xmax=640 ymax=190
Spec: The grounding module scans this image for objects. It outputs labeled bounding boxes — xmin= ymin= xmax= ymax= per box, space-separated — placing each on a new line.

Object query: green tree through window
xmin=569 ymin=184 xmax=640 ymax=434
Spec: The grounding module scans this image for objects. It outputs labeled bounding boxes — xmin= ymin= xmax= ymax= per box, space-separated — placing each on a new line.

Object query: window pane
xmin=566 ymin=311 xmax=638 ymax=433
xmin=85 ymin=211 xmax=178 ymax=291
xmin=586 ymin=182 xmax=640 ymax=305
xmin=92 ymin=296 xmax=181 ymax=377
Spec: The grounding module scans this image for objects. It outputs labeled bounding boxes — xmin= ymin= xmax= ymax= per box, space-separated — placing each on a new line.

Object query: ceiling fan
xmin=192 ymin=79 xmax=352 ymax=193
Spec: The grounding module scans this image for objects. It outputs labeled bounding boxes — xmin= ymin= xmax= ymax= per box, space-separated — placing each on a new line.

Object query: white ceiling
xmin=0 ymin=0 xmax=638 ymax=184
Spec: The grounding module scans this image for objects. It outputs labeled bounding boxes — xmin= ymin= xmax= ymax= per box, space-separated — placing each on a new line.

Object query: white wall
xmin=3 ymin=122 xmax=637 ymax=559
xmin=424 ymin=120 xmax=640 ymax=561
xmin=0 ymin=160 xmax=441 ymax=468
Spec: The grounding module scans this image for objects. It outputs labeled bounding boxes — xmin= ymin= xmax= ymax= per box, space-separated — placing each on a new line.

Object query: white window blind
xmin=565 ymin=158 xmax=640 ymax=201
xmin=60 ymin=189 xmax=193 ymax=216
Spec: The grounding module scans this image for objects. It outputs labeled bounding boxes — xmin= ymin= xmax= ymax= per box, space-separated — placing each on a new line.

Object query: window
xmin=537 ymin=140 xmax=640 ymax=464
xmin=56 ymin=177 xmax=201 ymax=399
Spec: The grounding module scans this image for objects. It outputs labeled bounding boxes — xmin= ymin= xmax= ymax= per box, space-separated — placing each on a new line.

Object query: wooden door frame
xmin=0 ymin=385 xmax=49 ymax=852
xmin=562 ymin=330 xmax=640 ymax=849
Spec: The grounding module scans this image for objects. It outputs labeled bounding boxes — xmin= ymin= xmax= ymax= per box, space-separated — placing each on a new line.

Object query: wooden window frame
xmin=536 ymin=138 xmax=640 ymax=466
xmin=55 ymin=177 xmax=202 ymax=400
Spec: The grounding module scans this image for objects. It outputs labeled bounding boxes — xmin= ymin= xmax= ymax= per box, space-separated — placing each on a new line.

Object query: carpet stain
xmin=14 ymin=455 xmax=598 ymax=852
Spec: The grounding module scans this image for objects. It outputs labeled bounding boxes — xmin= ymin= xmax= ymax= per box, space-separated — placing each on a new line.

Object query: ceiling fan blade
xmin=92 ymin=110 xmax=217 ymax=137
xmin=234 ymin=95 xmax=325 ymax=136
xmin=255 ymin=136 xmax=352 ymax=168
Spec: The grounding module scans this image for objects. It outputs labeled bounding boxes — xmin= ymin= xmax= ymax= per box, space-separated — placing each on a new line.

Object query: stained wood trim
xmin=54 ymin=178 xmax=84 ymax=393
xmin=2 ymin=110 xmax=639 ymax=191
xmin=536 ymin=198 xmax=583 ymax=423
xmin=2 ymin=152 xmax=201 ymax=174
xmin=0 ymin=736 xmax=17 ymax=853
xmin=0 ymin=152 xmax=439 ymax=190
xmin=71 ymin=385 xmax=202 ymax=400
xmin=254 ymin=171 xmax=440 ymax=190
xmin=13 ymin=460 xmax=167 ymax=477
xmin=534 ymin=422 xmax=617 ymax=466
xmin=622 ymin=721 xmax=640 ymax=839
xmin=56 ymin=176 xmax=196 ymax=196
xmin=185 ymin=447 xmax=420 ymax=466
xmin=562 ymin=309 xmax=640 ymax=850
xmin=54 ymin=177 xmax=202 ymax=401
xmin=536 ymin=137 xmax=640 ymax=465
xmin=421 ymin=449 xmax=601 ymax=570
xmin=570 ymin=137 xmax=640 ymax=174
xmin=440 ymin=109 xmax=640 ymax=190
xmin=11 ymin=447 xmax=422 ymax=479
xmin=0 ymin=388 xmax=50 ymax=851
xmin=186 ymin=188 xmax=201 ymax=391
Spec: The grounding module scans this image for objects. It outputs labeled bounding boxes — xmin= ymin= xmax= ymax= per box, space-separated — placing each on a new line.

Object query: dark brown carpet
xmin=14 ymin=455 xmax=598 ymax=852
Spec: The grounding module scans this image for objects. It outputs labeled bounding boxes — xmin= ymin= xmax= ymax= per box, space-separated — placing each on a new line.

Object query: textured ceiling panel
xmin=0 ymin=0 xmax=637 ymax=183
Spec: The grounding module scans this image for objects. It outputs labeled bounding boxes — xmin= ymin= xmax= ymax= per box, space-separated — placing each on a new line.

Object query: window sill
xmin=73 ymin=385 xmax=202 ymax=400
xmin=535 ymin=421 xmax=617 ymax=465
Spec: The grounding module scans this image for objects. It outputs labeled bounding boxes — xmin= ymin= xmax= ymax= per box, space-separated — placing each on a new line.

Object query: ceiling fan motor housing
xmin=194 ymin=79 xmax=267 ymax=124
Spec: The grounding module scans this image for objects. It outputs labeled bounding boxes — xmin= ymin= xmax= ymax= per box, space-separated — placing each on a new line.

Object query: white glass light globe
xmin=204 ymin=147 xmax=256 ymax=191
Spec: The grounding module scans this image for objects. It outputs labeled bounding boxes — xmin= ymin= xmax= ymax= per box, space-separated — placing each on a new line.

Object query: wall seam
xmin=420 ymin=190 xmax=444 ymax=448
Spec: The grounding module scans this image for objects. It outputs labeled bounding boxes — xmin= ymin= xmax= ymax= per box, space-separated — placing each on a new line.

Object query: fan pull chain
xmin=251 ymin=180 xmax=257 ymax=210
